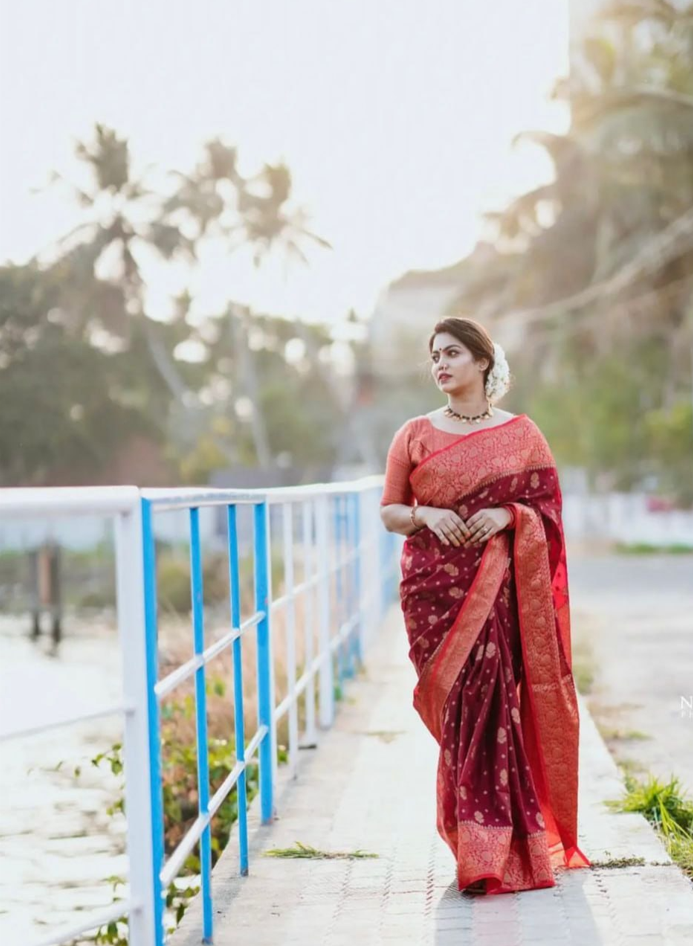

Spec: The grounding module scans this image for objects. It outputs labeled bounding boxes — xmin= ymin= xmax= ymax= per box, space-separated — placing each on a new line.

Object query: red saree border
xmin=448 ymin=821 xmax=555 ymax=894
xmin=413 ymin=532 xmax=510 ymax=744
xmin=509 ymin=501 xmax=590 ymax=869
xmin=409 ymin=413 xmax=528 ymax=486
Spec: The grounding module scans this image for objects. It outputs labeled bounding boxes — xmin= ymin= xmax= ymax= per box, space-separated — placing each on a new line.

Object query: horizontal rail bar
xmin=270 ymin=548 xmax=359 ymax=615
xmin=242 ymin=724 xmax=268 ymax=769
xmin=0 ymin=702 xmax=134 ymax=743
xmin=0 ymin=478 xmax=384 ymax=518
xmin=208 ymin=759 xmax=245 ymax=819
xmin=29 ymin=898 xmax=140 ymax=946
xmin=141 ymin=476 xmax=384 ymax=511
xmin=0 ymin=486 xmax=140 ymax=518
xmin=271 ymin=605 xmax=358 ymax=724
xmin=269 ymin=573 xmax=319 ymax=610
xmin=274 ymin=665 xmax=316 ymax=721
xmin=160 ymin=725 xmax=268 ymax=887
xmin=154 ymin=612 xmax=264 ymax=700
xmin=161 ymin=813 xmax=207 ymax=888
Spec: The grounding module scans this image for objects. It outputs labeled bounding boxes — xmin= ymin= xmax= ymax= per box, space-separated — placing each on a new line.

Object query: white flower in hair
xmin=485 ymin=342 xmax=510 ymax=403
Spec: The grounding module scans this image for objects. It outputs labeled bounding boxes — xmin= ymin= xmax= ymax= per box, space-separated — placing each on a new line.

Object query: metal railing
xmin=0 ymin=478 xmax=400 ymax=946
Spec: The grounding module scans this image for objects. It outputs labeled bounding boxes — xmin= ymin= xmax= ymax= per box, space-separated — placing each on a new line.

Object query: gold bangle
xmin=410 ymin=505 xmax=422 ymax=530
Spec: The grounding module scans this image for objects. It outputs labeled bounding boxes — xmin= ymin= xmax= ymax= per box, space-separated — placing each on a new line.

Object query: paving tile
xmin=172 ymin=605 xmax=693 ymax=946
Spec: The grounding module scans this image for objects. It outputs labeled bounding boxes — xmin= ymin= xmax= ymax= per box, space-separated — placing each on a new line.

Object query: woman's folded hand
xmin=417 ymin=506 xmax=472 ymax=547
xmin=462 ymin=507 xmax=513 ymax=547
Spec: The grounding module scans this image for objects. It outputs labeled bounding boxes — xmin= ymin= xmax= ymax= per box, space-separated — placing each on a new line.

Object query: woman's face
xmin=429 ymin=331 xmax=488 ymax=393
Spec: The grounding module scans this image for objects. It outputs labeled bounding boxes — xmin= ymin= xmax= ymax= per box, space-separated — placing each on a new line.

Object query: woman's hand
xmin=417 ymin=506 xmax=472 ymax=547
xmin=462 ymin=507 xmax=512 ymax=547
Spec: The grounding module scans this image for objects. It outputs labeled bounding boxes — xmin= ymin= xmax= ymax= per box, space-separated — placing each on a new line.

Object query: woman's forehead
xmin=431 ymin=332 xmax=465 ymax=352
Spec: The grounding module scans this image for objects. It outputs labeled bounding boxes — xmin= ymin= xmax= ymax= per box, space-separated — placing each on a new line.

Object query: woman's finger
xmin=455 ymin=519 xmax=473 ymax=539
xmin=446 ymin=518 xmax=468 ymax=541
xmin=466 ymin=521 xmax=487 ymax=542
xmin=442 ymin=524 xmax=461 ymax=546
xmin=452 ymin=514 xmax=472 ymax=537
xmin=468 ymin=521 xmax=494 ymax=545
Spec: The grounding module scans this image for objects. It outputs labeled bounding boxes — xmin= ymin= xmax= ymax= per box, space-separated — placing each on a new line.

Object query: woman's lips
xmin=438 ymin=374 xmax=452 ymax=382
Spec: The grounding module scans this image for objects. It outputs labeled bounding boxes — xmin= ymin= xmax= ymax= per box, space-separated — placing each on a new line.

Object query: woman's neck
xmin=445 ymin=391 xmax=490 ymax=415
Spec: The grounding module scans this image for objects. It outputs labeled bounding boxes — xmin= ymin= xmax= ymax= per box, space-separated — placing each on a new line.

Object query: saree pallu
xmin=401 ymin=415 xmax=590 ymax=894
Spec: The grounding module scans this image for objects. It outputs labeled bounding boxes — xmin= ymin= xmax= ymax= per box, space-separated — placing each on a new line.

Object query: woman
xmin=379 ymin=317 xmax=590 ymax=896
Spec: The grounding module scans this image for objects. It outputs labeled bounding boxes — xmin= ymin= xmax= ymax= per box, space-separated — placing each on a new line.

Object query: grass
xmin=572 ymin=636 xmax=596 ymax=695
xmin=614 ymin=542 xmax=693 ymax=555
xmin=616 ymin=757 xmax=648 ymax=777
xmin=362 ymin=729 xmax=406 ymax=743
xmin=263 ymin=841 xmax=379 ymax=860
xmin=605 ymin=772 xmax=693 ymax=880
xmin=597 ymin=725 xmax=651 ymax=742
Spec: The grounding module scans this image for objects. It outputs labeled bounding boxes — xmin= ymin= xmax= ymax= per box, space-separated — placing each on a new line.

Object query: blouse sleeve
xmin=380 ymin=422 xmax=415 ymax=507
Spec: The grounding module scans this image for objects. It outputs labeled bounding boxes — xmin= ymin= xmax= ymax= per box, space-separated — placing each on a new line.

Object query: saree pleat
xmin=400 ymin=415 xmax=590 ymax=894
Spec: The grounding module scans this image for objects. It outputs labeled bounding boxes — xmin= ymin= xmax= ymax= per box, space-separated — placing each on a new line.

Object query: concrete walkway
xmin=173 ymin=605 xmax=693 ymax=946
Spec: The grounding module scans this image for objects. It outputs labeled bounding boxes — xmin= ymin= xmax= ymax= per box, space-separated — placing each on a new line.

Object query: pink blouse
xmin=380 ymin=415 xmax=516 ymax=527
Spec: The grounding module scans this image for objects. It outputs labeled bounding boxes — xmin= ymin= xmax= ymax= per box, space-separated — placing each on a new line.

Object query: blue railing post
xmin=140 ymin=498 xmax=166 ymax=946
xmin=189 ymin=507 xmax=214 ymax=943
xmin=227 ymin=504 xmax=249 ymax=875
xmin=254 ymin=501 xmax=276 ymax=823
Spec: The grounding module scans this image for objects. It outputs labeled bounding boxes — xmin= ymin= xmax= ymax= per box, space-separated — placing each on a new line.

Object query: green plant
xmin=605 ymin=772 xmax=693 ymax=880
xmin=606 ymin=772 xmax=693 ymax=839
xmin=263 ymin=841 xmax=378 ymax=859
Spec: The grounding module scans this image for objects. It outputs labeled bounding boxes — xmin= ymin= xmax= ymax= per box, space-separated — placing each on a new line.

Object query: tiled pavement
xmin=172 ymin=606 xmax=693 ymax=946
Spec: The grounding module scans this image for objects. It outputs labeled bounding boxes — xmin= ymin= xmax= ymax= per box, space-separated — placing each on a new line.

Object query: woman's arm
xmin=380 ymin=503 xmax=428 ymax=537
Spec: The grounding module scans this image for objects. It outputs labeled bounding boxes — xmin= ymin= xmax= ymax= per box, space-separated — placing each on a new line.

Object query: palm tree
xmin=164 ymin=140 xmax=351 ymax=471
xmin=36 ymin=123 xmax=197 ymax=406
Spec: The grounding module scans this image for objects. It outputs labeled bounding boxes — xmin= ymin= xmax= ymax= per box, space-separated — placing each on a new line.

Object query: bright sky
xmin=0 ymin=0 xmax=569 ymax=325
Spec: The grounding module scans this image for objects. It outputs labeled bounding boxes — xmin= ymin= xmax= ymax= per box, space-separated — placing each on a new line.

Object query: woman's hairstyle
xmin=427 ymin=317 xmax=495 ymax=386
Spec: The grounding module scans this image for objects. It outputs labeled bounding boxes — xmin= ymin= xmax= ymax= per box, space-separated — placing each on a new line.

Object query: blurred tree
xmin=162 ymin=140 xmax=336 ymax=470
xmin=0 ymin=263 xmax=166 ymax=485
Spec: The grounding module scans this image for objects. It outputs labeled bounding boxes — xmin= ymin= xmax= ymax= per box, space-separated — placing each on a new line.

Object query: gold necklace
xmin=443 ymin=402 xmax=494 ymax=424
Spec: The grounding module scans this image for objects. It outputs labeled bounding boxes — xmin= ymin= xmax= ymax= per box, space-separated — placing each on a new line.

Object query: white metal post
xmin=315 ymin=493 xmax=334 ymax=728
xmin=114 ymin=499 xmax=156 ymax=946
xmin=282 ymin=502 xmax=299 ymax=777
xmin=302 ymin=499 xmax=317 ymax=745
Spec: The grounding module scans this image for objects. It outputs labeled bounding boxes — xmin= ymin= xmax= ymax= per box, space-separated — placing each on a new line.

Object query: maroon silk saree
xmin=401 ymin=414 xmax=590 ymax=894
